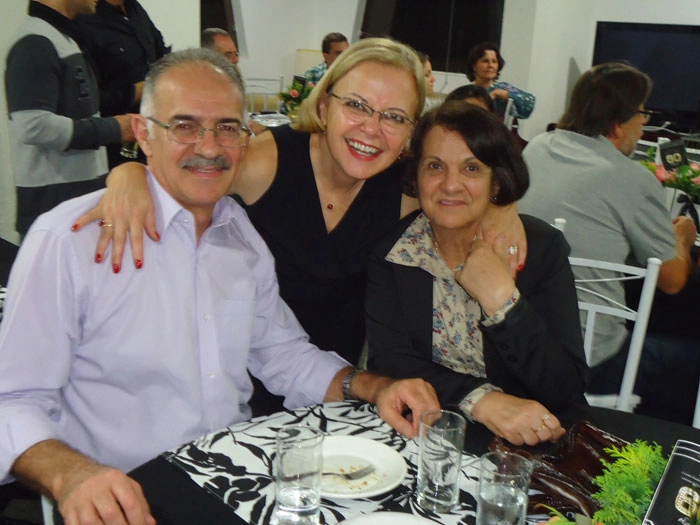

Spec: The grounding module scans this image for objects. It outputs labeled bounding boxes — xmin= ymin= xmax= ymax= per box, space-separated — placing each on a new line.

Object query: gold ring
xmin=507 ymin=245 xmax=519 ymax=255
xmin=100 ymin=222 xmax=113 ymax=229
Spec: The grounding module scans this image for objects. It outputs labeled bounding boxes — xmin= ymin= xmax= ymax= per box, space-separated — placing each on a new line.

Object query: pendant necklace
xmin=430 ymin=228 xmax=465 ymax=273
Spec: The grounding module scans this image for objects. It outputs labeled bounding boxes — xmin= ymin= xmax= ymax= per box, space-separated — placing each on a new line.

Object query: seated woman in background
xmin=417 ymin=51 xmax=444 ymax=114
xmin=465 ymin=41 xmax=535 ymax=120
xmin=445 ymin=84 xmax=494 ymax=112
xmin=366 ymin=102 xmax=587 ymax=446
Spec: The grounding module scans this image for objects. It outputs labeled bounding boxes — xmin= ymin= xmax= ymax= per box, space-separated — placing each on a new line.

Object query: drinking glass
xmin=274 ymin=425 xmax=324 ymax=525
xmin=416 ymin=409 xmax=466 ymax=513
xmin=477 ymin=450 xmax=533 ymax=525
xmin=120 ymin=141 xmax=139 ymax=159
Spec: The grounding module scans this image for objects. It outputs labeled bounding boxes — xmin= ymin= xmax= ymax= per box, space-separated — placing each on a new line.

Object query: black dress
xmin=241 ymin=125 xmax=404 ymax=365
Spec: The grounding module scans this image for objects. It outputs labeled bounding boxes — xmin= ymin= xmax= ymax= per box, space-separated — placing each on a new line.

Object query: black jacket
xmin=76 ymin=0 xmax=168 ymax=117
xmin=366 ymin=213 xmax=588 ymax=413
xmin=76 ymin=0 xmax=168 ymax=167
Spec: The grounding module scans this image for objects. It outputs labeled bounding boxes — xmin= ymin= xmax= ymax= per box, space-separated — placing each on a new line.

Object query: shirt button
xmin=203 ymin=314 xmax=211 ymax=321
xmin=208 ymin=372 xmax=216 ymax=379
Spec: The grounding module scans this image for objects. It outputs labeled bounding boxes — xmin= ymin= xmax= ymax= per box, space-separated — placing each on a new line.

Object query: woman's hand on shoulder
xmin=71 ymin=162 xmax=156 ymax=271
xmin=479 ymin=202 xmax=526 ymax=276
xmin=471 ymin=391 xmax=565 ymax=446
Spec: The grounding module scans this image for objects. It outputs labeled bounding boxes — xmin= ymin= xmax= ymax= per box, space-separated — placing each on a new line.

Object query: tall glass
xmin=274 ymin=425 xmax=324 ymax=524
xmin=120 ymin=141 xmax=139 ymax=159
xmin=416 ymin=409 xmax=467 ymax=513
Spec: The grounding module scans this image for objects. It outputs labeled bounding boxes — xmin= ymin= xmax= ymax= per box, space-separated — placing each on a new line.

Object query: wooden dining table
xmin=119 ymin=400 xmax=700 ymax=525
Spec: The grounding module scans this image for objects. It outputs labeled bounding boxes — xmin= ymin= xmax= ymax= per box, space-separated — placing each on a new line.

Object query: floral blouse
xmin=385 ymin=213 xmax=519 ymax=419
xmin=489 ymin=80 xmax=536 ymax=119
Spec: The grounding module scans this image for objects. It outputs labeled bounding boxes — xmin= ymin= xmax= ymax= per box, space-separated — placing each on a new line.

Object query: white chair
xmin=244 ymin=76 xmax=284 ymax=113
xmin=694 ymin=382 xmax=700 ymax=428
xmin=503 ymin=97 xmax=515 ymax=130
xmin=568 ymin=256 xmax=662 ymax=412
xmin=41 ymin=494 xmax=55 ymax=525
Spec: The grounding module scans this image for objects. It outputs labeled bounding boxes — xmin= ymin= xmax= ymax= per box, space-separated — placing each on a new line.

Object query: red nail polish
xmin=98 ymin=219 xmax=105 ymax=227
xmin=113 ymin=263 xmax=121 ymax=274
xmin=155 ymin=231 xmax=161 ymax=241
xmin=71 ymin=224 xmax=79 ymax=232
xmin=517 ymin=264 xmax=525 ymax=272
xmin=95 ymin=254 xmax=103 ymax=264
xmin=135 ymin=259 xmax=143 ymax=270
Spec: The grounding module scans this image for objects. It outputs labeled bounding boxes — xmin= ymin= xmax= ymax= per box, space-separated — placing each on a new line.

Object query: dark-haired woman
xmin=366 ymin=102 xmax=586 ymax=445
xmin=465 ymin=41 xmax=535 ymax=120
xmin=445 ymin=84 xmax=494 ymax=113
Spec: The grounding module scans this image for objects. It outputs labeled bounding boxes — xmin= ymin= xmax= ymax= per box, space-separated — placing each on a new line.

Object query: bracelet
xmin=342 ymin=368 xmax=361 ymax=401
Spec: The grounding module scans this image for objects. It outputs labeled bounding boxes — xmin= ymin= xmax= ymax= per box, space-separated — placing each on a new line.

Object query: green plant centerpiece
xmin=279 ymin=77 xmax=315 ymax=118
xmin=546 ymin=440 xmax=668 ymax=525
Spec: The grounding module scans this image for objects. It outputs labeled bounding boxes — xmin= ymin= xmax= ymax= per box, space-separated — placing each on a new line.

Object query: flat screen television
xmin=592 ymin=21 xmax=700 ymax=132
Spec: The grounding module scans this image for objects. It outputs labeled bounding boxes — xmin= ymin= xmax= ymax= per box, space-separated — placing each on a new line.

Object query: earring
xmin=490 ymin=195 xmax=498 ymax=204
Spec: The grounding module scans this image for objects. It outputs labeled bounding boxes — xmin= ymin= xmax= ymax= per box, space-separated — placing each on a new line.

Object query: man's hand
xmin=114 ymin=114 xmax=137 ymax=142
xmin=374 ymin=378 xmax=439 ymax=439
xmin=12 ymin=440 xmax=155 ymax=525
xmin=57 ymin=462 xmax=155 ymax=525
xmin=673 ymin=215 xmax=697 ymax=251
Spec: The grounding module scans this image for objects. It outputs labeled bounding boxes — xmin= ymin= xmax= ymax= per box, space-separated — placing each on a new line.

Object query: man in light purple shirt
xmin=0 ymin=49 xmax=438 ymax=525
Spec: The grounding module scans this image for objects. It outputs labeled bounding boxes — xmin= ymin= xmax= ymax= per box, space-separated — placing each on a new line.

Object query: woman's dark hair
xmin=404 ymin=100 xmax=529 ymax=205
xmin=557 ymin=62 xmax=652 ymax=137
xmin=465 ymin=41 xmax=505 ymax=82
xmin=445 ymin=84 xmax=494 ymax=113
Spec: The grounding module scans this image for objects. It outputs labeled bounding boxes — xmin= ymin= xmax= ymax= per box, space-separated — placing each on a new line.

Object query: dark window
xmin=200 ymin=0 xmax=236 ymax=41
xmin=361 ymin=0 xmax=504 ymax=75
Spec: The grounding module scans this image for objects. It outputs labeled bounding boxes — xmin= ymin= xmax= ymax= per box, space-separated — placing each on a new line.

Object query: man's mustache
xmin=180 ymin=156 xmax=231 ymax=170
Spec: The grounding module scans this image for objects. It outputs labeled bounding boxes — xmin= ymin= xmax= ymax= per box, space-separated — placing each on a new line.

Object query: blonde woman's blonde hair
xmin=293 ymin=37 xmax=426 ymax=132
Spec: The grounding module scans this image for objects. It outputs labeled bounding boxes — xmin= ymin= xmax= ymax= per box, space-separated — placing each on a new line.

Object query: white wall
xmin=234 ymin=0 xmax=360 ymax=88
xmin=138 ymin=0 xmax=199 ymax=51
xmin=502 ymin=0 xmax=700 ymax=140
xmin=0 ymin=5 xmax=28 ymax=244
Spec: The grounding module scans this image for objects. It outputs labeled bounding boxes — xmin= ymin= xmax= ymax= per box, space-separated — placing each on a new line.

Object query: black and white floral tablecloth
xmin=164 ymin=401 xmax=548 ymax=524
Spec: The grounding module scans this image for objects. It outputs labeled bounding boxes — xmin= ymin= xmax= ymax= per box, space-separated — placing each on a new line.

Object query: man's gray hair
xmin=140 ymin=48 xmax=245 ymax=129
xmin=201 ymin=28 xmax=233 ymax=49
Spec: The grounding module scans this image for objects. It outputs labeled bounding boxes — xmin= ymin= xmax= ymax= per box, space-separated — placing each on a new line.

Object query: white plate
xmin=249 ymin=113 xmax=290 ymax=127
xmin=341 ymin=512 xmax=435 ymax=524
xmin=321 ymin=436 xmax=406 ymax=499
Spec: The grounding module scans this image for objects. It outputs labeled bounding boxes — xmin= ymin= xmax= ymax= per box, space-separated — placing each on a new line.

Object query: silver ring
xmin=542 ymin=413 xmax=551 ymax=422
xmin=507 ymin=244 xmax=519 ymax=255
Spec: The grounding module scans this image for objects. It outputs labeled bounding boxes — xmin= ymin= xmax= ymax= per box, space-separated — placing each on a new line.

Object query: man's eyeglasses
xmin=147 ymin=117 xmax=251 ymax=148
xmin=328 ymin=93 xmax=415 ymax=134
xmin=637 ymin=109 xmax=658 ymax=124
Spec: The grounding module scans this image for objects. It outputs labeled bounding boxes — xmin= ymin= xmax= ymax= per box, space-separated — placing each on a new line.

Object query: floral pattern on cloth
xmin=164 ymin=401 xmax=493 ymax=524
xmin=488 ymin=80 xmax=536 ymax=119
xmin=385 ymin=213 xmax=487 ymax=378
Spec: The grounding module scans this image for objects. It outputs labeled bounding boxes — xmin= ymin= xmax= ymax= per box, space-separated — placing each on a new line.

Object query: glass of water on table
xmin=477 ymin=450 xmax=533 ymax=525
xmin=274 ymin=425 xmax=324 ymax=525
